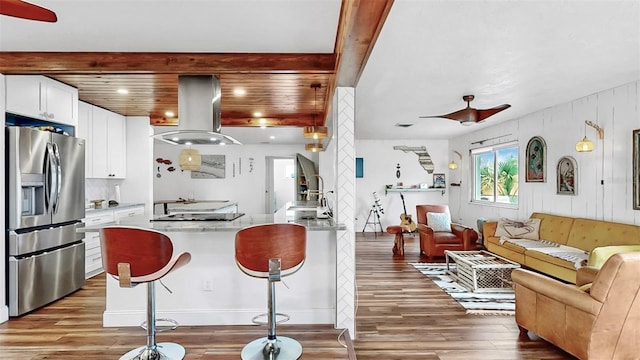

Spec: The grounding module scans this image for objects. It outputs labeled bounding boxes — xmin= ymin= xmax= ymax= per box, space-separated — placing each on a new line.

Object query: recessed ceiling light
xmin=270 ymin=136 xmax=275 ymax=139
xmin=253 ymin=112 xmax=262 ymax=117
xmin=184 ymin=141 xmax=192 ymax=146
xmin=165 ymin=111 xmax=175 ymax=117
xmin=233 ymin=88 xmax=246 ymax=96
xmin=260 ymin=126 xmax=267 ymax=129
xmin=220 ymin=143 xmax=226 ymax=146
xmin=117 ymin=88 xmax=129 ymax=94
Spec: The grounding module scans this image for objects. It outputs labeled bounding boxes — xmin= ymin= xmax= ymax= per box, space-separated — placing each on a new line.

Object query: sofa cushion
xmin=494 ymin=218 xmax=541 ymax=240
xmin=427 ymin=212 xmax=451 ymax=232
xmin=525 ymin=247 xmax=588 ymax=270
xmin=530 ymin=213 xmax=575 ymax=245
xmin=588 ymin=245 xmax=640 ymax=268
xmin=566 ymin=218 xmax=640 ymax=252
xmin=432 ymin=231 xmax=462 ymax=244
xmin=491 ymin=236 xmax=528 ymax=254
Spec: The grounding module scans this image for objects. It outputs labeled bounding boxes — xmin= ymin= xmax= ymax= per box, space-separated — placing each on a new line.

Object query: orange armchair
xmin=416 ymin=205 xmax=480 ymax=260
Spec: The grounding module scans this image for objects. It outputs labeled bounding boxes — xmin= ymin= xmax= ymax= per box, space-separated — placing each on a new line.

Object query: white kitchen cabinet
xmin=113 ymin=205 xmax=144 ymax=219
xmin=83 ymin=205 xmax=145 ymax=278
xmin=5 ymin=75 xmax=79 ymax=127
xmin=78 ymin=101 xmax=127 ymax=179
xmin=83 ymin=212 xmax=114 ymax=279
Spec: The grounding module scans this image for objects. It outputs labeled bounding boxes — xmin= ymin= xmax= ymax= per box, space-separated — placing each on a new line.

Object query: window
xmin=471 ymin=142 xmax=519 ymax=205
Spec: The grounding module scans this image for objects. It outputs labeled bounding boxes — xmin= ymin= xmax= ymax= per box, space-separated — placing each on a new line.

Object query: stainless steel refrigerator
xmin=5 ymin=126 xmax=86 ymax=316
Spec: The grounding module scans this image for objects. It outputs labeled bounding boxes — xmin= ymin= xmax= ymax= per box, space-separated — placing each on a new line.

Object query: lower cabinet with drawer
xmin=83 ymin=205 xmax=145 ymax=278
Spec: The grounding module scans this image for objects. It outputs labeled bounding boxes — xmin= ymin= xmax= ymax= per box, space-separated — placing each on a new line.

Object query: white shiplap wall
xmin=450 ymin=80 xmax=640 ymax=227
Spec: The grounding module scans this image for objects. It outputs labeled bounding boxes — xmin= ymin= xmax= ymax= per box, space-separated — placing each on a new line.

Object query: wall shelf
xmin=385 ymin=188 xmax=445 ymax=196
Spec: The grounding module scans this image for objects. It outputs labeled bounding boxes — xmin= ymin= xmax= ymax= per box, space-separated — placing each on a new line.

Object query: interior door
xmin=265 ymin=156 xmax=295 ymax=213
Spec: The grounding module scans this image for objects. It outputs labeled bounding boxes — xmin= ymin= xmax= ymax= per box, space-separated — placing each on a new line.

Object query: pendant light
xmin=179 ymin=144 xmax=201 ymax=171
xmin=303 ymin=83 xmax=328 ymax=140
xmin=305 ymin=143 xmax=324 ymax=152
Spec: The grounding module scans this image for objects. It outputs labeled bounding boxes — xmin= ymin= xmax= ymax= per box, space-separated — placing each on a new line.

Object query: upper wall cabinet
xmin=6 ymin=75 xmax=79 ymax=127
xmin=78 ymin=101 xmax=127 ymax=179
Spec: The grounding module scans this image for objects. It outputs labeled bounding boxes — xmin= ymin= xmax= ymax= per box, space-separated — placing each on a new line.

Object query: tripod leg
xmin=374 ymin=209 xmax=383 ymax=234
xmin=362 ymin=207 xmax=374 ymax=233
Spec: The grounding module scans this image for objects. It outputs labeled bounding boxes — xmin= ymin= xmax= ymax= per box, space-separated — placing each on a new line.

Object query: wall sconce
xmin=179 ymin=148 xmax=201 ymax=170
xmin=448 ymin=150 xmax=462 ymax=170
xmin=576 ymin=120 xmax=604 ymax=152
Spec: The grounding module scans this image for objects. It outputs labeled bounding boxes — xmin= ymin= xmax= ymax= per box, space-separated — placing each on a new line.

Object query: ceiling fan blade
xmin=0 ymin=0 xmax=57 ymax=22
xmin=477 ymin=104 xmax=511 ymax=121
xmin=419 ymin=107 xmax=477 ymax=123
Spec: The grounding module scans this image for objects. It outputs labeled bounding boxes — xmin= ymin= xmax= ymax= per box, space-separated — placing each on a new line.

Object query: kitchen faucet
xmin=306 ymin=174 xmax=324 ymax=204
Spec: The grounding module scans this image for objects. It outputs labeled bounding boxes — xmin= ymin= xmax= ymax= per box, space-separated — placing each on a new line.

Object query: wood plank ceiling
xmin=0 ymin=0 xmax=393 ymax=130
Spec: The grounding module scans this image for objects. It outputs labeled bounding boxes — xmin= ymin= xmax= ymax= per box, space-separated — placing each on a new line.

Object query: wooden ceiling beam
xmin=151 ymin=115 xmax=320 ymax=127
xmin=323 ymin=0 xmax=394 ymax=125
xmin=335 ymin=0 xmax=394 ymax=87
xmin=0 ymin=52 xmax=336 ymax=74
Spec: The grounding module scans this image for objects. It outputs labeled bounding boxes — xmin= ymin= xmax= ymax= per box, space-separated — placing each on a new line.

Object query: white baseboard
xmin=0 ymin=305 xmax=9 ymax=324
xmin=103 ymin=308 xmax=336 ymax=327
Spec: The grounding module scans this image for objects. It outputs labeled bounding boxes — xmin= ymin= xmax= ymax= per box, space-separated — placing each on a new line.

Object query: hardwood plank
xmin=0 ymin=233 xmax=574 ymax=359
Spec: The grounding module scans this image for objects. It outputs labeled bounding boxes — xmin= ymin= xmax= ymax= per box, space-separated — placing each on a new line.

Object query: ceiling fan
xmin=419 ymin=95 xmax=511 ymax=125
xmin=0 ymin=0 xmax=57 ymax=22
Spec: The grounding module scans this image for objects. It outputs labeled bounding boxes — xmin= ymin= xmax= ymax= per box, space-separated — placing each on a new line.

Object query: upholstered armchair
xmin=415 ymin=205 xmax=480 ymax=260
xmin=512 ymin=252 xmax=640 ymax=360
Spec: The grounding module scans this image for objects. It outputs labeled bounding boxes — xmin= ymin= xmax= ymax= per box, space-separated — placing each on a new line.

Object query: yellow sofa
xmin=483 ymin=212 xmax=640 ymax=283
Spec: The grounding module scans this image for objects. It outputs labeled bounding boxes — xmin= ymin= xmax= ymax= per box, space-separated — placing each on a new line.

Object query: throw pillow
xmin=494 ymin=218 xmax=541 ymax=240
xmin=427 ymin=212 xmax=452 ymax=232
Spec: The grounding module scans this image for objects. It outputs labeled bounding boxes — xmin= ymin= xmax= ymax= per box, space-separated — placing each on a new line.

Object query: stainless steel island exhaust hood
xmin=153 ymin=75 xmax=241 ymax=145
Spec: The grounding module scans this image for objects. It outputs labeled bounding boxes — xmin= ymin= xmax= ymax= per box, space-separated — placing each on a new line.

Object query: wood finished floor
xmin=0 ymin=232 xmax=574 ymax=359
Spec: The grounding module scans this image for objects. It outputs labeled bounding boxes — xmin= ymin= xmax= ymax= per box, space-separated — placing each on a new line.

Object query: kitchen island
xmin=83 ymin=207 xmax=344 ymax=328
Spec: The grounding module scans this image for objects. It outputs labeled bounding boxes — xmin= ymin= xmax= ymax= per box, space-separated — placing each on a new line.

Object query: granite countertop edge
xmin=85 ymin=203 xmax=146 ymax=215
xmin=80 ymin=213 xmax=345 ymax=232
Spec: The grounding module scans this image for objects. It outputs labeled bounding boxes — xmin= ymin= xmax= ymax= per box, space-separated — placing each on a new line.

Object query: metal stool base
xmin=240 ymin=336 xmax=302 ymax=360
xmin=120 ymin=342 xmax=186 ymax=360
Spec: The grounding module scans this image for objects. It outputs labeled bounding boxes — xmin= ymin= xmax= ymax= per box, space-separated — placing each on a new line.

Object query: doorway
xmin=265 ymin=156 xmax=295 ymax=213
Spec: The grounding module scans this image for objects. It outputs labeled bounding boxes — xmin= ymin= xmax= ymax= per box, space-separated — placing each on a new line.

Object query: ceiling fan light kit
xmin=419 ymin=94 xmax=511 ymax=125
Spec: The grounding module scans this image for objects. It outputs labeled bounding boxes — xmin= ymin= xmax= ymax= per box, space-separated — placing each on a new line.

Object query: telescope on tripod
xmin=362 ymin=192 xmax=384 ymax=236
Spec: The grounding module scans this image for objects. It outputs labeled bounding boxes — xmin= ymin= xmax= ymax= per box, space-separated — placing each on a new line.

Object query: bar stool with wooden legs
xmin=235 ymin=223 xmax=307 ymax=360
xmin=100 ymin=226 xmax=192 ymax=360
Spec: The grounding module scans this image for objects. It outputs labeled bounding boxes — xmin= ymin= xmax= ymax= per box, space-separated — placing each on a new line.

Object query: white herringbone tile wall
xmin=334 ymin=87 xmax=356 ymax=337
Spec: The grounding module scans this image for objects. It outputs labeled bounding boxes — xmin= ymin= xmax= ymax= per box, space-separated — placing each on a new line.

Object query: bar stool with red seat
xmin=100 ymin=226 xmax=192 ymax=360
xmin=235 ymin=223 xmax=307 ymax=360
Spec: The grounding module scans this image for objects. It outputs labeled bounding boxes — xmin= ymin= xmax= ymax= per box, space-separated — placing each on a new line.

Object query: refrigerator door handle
xmin=52 ymin=143 xmax=62 ymax=213
xmin=44 ymin=143 xmax=56 ymax=212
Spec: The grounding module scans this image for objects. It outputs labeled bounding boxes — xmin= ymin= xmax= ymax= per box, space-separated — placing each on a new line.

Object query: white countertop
xmin=85 ymin=203 xmax=145 ymax=216
xmin=81 ymin=213 xmax=343 ymax=232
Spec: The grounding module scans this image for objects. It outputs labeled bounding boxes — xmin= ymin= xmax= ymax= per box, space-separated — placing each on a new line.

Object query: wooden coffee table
xmin=444 ymin=250 xmax=521 ymax=293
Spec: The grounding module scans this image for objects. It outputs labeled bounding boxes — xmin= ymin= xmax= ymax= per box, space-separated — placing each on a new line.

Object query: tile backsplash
xmin=85 ymin=178 xmax=123 ymax=208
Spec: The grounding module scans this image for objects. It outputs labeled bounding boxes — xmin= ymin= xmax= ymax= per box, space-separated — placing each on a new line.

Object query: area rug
xmin=410 ymin=262 xmax=515 ymax=315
